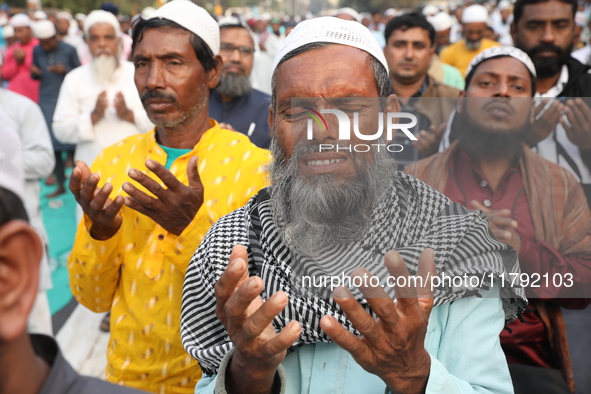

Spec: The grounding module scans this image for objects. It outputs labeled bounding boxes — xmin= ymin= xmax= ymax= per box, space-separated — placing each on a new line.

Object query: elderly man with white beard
xmin=53 ymin=10 xmax=152 ymax=171
xmin=181 ymin=18 xmax=527 ymax=394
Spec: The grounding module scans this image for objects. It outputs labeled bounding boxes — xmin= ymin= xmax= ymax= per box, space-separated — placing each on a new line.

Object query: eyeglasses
xmin=220 ymin=43 xmax=255 ymax=56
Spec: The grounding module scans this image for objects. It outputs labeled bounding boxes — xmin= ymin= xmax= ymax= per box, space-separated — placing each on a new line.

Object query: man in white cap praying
xmin=66 ymin=1 xmax=270 ymax=392
xmin=182 ymin=16 xmax=525 ymax=394
xmin=31 ymin=19 xmax=81 ymax=198
xmin=440 ymin=4 xmax=500 ymax=75
xmin=55 ymin=11 xmax=87 ymax=63
xmin=53 ymin=9 xmax=152 ymax=189
xmin=1 ymin=14 xmax=40 ymax=102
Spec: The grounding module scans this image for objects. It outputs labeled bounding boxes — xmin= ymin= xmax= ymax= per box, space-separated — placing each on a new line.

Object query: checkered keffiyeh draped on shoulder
xmin=181 ymin=172 xmax=527 ymax=376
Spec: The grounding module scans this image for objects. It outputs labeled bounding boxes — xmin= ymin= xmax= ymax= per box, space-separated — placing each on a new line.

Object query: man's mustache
xmin=222 ymin=62 xmax=246 ymax=73
xmin=141 ymin=90 xmax=176 ymax=103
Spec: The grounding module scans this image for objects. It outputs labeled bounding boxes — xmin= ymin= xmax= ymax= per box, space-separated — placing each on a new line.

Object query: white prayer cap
xmin=429 ymin=12 xmax=454 ymax=31
xmin=335 ymin=7 xmax=361 ymax=22
xmin=3 ymin=24 xmax=14 ymax=38
xmin=144 ymin=0 xmax=220 ymax=56
xmin=461 ymin=5 xmax=489 ymax=23
xmin=423 ymin=4 xmax=439 ymax=17
xmin=33 ymin=10 xmax=47 ymax=20
xmin=466 ymin=46 xmax=536 ymax=79
xmin=384 ymin=8 xmax=397 ymax=17
xmin=218 ymin=16 xmax=242 ymax=27
xmin=141 ymin=6 xmax=156 ymax=19
xmin=0 ymin=15 xmax=8 ymax=26
xmin=33 ymin=20 xmax=56 ymax=39
xmin=575 ymin=11 xmax=587 ymax=27
xmin=75 ymin=13 xmax=86 ymax=21
xmin=56 ymin=11 xmax=73 ymax=21
xmin=10 ymin=14 xmax=31 ymax=27
xmin=0 ymin=115 xmax=24 ymax=202
xmin=84 ymin=10 xmax=120 ymax=36
xmin=272 ymin=17 xmax=389 ymax=76
xmin=498 ymin=0 xmax=511 ymax=11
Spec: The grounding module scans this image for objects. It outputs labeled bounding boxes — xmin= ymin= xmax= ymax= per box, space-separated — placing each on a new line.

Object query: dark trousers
xmin=53 ymin=150 xmax=74 ymax=185
xmin=509 ymin=364 xmax=570 ymax=394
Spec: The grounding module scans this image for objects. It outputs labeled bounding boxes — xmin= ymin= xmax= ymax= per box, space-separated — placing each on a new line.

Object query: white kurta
xmin=0 ymin=89 xmax=54 ymax=288
xmin=52 ymin=60 xmax=153 ymax=167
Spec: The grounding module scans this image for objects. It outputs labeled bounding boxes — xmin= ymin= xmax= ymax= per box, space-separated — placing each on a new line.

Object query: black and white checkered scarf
xmin=181 ymin=172 xmax=527 ymax=376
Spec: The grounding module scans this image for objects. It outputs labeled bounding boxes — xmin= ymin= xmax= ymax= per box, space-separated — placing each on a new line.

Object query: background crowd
xmin=1 ymin=0 xmax=591 ymax=393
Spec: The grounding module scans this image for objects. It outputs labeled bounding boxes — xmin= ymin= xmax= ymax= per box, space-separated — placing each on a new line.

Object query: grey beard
xmin=465 ymin=38 xmax=482 ymax=51
xmin=268 ymin=137 xmax=396 ymax=258
xmin=215 ymin=72 xmax=252 ymax=98
xmin=150 ymin=85 xmax=208 ymax=129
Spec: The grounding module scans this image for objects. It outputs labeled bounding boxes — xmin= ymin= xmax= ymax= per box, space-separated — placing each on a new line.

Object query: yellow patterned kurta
xmin=68 ymin=120 xmax=270 ymax=394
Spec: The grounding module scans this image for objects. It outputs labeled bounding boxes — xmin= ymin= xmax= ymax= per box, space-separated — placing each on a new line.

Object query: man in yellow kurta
xmin=439 ymin=4 xmax=500 ymax=76
xmin=67 ymin=2 xmax=270 ymax=393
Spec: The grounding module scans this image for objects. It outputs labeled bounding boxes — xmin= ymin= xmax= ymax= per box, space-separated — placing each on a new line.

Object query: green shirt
xmin=158 ymin=144 xmax=192 ymax=170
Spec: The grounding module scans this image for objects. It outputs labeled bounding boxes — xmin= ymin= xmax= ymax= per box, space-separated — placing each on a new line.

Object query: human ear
xmin=0 ymin=221 xmax=43 ymax=342
xmin=456 ymin=91 xmax=465 ymax=113
xmin=268 ymin=105 xmax=275 ymax=138
xmin=207 ymin=55 xmax=223 ymax=90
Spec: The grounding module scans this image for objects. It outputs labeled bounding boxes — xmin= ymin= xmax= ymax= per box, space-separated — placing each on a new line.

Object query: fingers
xmin=384 ymin=250 xmax=420 ymax=314
xmin=261 ymin=320 xmax=301 ymax=356
xmin=145 ymin=160 xmax=184 ymax=192
xmin=187 ymin=156 xmax=203 ymax=189
xmin=79 ymin=172 xmax=100 ymax=206
xmin=488 ymin=215 xmax=518 ymax=230
xmin=320 ymin=315 xmax=364 ymax=355
xmin=241 ymin=291 xmax=288 ymax=340
xmin=469 ymin=200 xmax=491 ymax=213
xmin=104 ymin=195 xmax=125 ymax=218
xmin=215 ymin=247 xmax=250 ymax=311
xmin=416 ymin=249 xmax=436 ymax=314
xmin=123 ymin=182 xmax=158 ymax=209
xmin=89 ymin=182 xmax=113 ymax=212
xmin=128 ymin=168 xmax=167 ymax=200
xmin=492 ymin=228 xmax=513 ymax=242
xmin=69 ymin=161 xmax=91 ymax=200
xmin=333 ymin=286 xmax=383 ymax=344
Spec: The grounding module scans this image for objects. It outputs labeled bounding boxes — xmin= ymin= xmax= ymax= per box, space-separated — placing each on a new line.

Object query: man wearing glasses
xmin=208 ymin=17 xmax=272 ymax=149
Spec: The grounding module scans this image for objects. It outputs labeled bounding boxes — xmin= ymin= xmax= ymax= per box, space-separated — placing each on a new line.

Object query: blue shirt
xmin=208 ymin=89 xmax=271 ymax=149
xmin=195 ymin=286 xmax=514 ymax=394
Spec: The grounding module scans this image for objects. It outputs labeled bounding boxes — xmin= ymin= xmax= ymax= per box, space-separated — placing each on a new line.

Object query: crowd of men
xmin=0 ymin=0 xmax=591 ymax=393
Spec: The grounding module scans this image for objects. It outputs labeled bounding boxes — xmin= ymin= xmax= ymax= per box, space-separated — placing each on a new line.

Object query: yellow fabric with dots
xmin=68 ymin=120 xmax=270 ymax=394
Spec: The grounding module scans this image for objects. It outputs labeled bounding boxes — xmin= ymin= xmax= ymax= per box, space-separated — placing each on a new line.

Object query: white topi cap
xmin=3 ymin=24 xmax=14 ymax=38
xmin=466 ymin=46 xmax=537 ymax=79
xmin=423 ymin=4 xmax=439 ymax=17
xmin=75 ymin=13 xmax=86 ymax=21
xmin=429 ymin=12 xmax=454 ymax=32
xmin=141 ymin=7 xmax=156 ymax=19
xmin=0 ymin=109 xmax=24 ymax=202
xmin=33 ymin=10 xmax=47 ymax=20
xmin=33 ymin=20 xmax=56 ymax=39
xmin=272 ymin=17 xmax=389 ymax=75
xmin=498 ymin=0 xmax=511 ymax=11
xmin=84 ymin=10 xmax=120 ymax=36
xmin=55 ymin=11 xmax=73 ymax=21
xmin=144 ymin=0 xmax=220 ymax=56
xmin=10 ymin=14 xmax=31 ymax=27
xmin=461 ymin=5 xmax=489 ymax=24
xmin=335 ymin=7 xmax=361 ymax=22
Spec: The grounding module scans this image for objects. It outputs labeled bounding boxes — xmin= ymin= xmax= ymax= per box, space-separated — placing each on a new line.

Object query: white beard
xmin=91 ymin=54 xmax=118 ymax=84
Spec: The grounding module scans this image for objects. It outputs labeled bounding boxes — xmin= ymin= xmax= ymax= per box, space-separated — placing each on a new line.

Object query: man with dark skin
xmin=182 ymin=17 xmax=522 ymax=394
xmin=66 ymin=2 xmax=269 ymax=392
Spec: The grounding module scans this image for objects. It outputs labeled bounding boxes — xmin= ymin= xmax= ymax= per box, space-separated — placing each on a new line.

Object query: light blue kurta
xmin=195 ymin=286 xmax=514 ymax=394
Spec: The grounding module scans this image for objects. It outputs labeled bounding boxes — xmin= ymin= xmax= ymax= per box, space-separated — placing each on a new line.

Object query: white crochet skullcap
xmin=272 ymin=17 xmax=389 ymax=75
xmin=33 ymin=19 xmax=56 ymax=39
xmin=145 ymin=0 xmax=220 ymax=56
xmin=384 ymin=8 xmax=397 ymax=17
xmin=84 ymin=10 xmax=120 ymax=36
xmin=75 ymin=13 xmax=86 ymax=21
xmin=335 ymin=7 xmax=361 ymax=22
xmin=429 ymin=12 xmax=454 ymax=31
xmin=462 ymin=5 xmax=489 ymax=23
xmin=33 ymin=10 xmax=47 ymax=20
xmin=423 ymin=4 xmax=439 ymax=17
xmin=0 ymin=110 xmax=24 ymax=202
xmin=56 ymin=11 xmax=72 ymax=21
xmin=466 ymin=46 xmax=536 ymax=78
xmin=10 ymin=14 xmax=31 ymax=27
xmin=498 ymin=0 xmax=511 ymax=11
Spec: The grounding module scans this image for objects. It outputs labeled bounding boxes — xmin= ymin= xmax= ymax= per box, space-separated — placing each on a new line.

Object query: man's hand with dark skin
xmin=412 ymin=122 xmax=446 ymax=157
xmin=30 ymin=64 xmax=41 ymax=78
xmin=69 ymin=161 xmax=124 ymax=241
xmin=320 ymin=248 xmax=437 ymax=394
xmin=527 ymin=99 xmax=564 ymax=147
xmin=217 ymin=245 xmax=302 ymax=394
xmin=122 ymin=157 xmax=204 ymax=236
xmin=114 ymin=92 xmax=135 ymax=124
xmin=561 ymin=98 xmax=591 ymax=151
xmin=471 ymin=200 xmax=521 ymax=254
xmin=47 ymin=63 xmax=67 ymax=74
xmin=13 ymin=48 xmax=26 ymax=64
xmin=91 ymin=91 xmax=108 ymax=125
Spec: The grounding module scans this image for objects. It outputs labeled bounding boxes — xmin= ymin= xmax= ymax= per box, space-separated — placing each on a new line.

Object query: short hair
xmin=0 ymin=187 xmax=28 ymax=227
xmin=464 ymin=55 xmax=537 ymax=96
xmin=384 ymin=12 xmax=436 ymax=47
xmin=131 ymin=18 xmax=218 ymax=72
xmin=513 ymin=0 xmax=577 ymax=24
xmin=270 ymin=42 xmax=393 ymax=110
